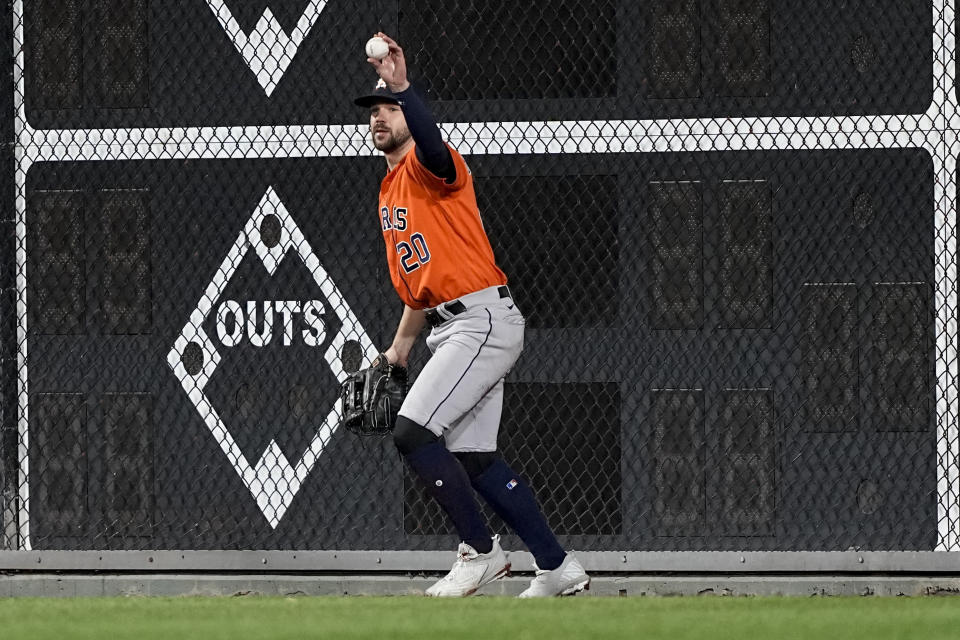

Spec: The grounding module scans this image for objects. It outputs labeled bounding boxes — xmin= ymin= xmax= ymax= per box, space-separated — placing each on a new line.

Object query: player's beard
xmin=372 ymin=125 xmax=412 ymax=154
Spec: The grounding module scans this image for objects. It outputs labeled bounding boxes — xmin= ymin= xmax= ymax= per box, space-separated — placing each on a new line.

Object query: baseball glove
xmin=339 ymin=354 xmax=408 ymax=436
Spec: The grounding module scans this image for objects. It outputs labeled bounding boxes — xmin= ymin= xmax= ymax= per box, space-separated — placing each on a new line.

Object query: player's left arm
xmin=367 ymin=33 xmax=456 ymax=183
xmin=395 ymin=87 xmax=456 ymax=184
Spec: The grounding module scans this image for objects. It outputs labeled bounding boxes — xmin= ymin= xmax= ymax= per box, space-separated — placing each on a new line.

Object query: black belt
xmin=425 ymin=286 xmax=511 ymax=328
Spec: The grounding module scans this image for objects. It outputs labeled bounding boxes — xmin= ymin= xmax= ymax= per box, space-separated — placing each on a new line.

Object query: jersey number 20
xmin=397 ymin=233 xmax=431 ymax=273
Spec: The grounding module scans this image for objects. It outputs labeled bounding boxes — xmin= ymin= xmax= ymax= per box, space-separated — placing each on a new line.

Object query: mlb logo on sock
xmin=506 ymin=479 xmax=518 ymax=490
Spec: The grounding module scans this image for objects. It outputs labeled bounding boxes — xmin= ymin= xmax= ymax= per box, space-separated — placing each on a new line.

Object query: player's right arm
xmin=383 ymin=304 xmax=427 ymax=368
xmin=368 ymin=33 xmax=456 ymax=183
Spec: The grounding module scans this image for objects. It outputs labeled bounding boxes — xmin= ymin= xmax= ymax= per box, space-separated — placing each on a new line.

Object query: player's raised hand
xmin=367 ymin=32 xmax=410 ymax=93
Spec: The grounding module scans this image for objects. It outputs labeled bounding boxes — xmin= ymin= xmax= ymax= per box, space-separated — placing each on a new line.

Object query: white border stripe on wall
xmin=932 ymin=0 xmax=958 ymax=552
xmin=11 ymin=0 xmax=959 ymax=551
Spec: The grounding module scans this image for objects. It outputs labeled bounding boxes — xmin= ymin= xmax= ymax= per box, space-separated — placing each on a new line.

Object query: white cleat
xmin=425 ymin=535 xmax=511 ymax=597
xmin=517 ymin=554 xmax=590 ymax=598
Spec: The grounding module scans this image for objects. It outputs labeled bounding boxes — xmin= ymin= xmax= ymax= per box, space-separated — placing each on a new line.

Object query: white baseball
xmin=365 ymin=36 xmax=390 ymax=60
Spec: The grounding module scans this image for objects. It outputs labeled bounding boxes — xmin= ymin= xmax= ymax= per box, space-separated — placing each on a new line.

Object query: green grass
xmin=1 ymin=595 xmax=958 ymax=640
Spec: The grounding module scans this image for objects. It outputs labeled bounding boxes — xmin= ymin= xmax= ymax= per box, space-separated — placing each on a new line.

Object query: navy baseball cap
xmin=354 ymin=78 xmax=401 ymax=108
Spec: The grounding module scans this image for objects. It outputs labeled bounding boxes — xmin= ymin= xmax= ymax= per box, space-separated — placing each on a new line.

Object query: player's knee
xmin=453 ymin=451 xmax=499 ymax=479
xmin=393 ymin=415 xmax=439 ymax=456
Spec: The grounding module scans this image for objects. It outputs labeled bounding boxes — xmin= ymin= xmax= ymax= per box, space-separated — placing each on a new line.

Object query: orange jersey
xmin=378 ymin=145 xmax=507 ymax=309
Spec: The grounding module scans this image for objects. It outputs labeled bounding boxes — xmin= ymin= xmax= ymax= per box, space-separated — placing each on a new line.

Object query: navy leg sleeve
xmin=404 ymin=441 xmax=492 ymax=554
xmin=468 ymin=457 xmax=566 ymax=571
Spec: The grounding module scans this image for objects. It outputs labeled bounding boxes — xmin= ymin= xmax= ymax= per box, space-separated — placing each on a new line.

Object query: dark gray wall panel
xmin=18 ymin=147 xmax=934 ymax=550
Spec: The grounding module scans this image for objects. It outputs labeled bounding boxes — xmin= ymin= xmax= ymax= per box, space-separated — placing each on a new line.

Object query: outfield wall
xmin=1 ymin=0 xmax=959 ymax=570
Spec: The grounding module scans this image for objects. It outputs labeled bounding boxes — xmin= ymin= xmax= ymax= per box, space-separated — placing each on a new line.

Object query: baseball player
xmin=354 ymin=33 xmax=590 ymax=597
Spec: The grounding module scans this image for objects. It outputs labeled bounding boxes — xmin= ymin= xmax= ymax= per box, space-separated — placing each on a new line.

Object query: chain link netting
xmin=1 ymin=0 xmax=958 ymax=555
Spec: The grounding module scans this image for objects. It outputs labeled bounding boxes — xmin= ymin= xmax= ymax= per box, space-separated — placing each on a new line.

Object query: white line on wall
xmin=205 ymin=0 xmax=329 ymax=97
